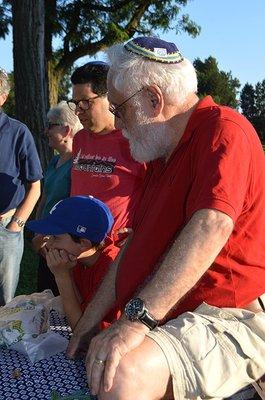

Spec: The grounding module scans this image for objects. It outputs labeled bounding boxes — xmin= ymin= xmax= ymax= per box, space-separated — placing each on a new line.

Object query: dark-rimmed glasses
xmin=109 ymin=88 xmax=144 ymax=118
xmin=67 ymin=95 xmax=102 ymax=111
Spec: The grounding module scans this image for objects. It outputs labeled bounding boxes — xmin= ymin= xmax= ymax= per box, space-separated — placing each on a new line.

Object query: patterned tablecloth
xmin=0 ymin=309 xmax=262 ymax=400
xmin=0 ymin=311 xmax=95 ymax=400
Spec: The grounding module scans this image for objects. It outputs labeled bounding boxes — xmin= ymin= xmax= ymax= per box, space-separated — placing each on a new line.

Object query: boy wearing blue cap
xmin=27 ymin=195 xmax=120 ymax=330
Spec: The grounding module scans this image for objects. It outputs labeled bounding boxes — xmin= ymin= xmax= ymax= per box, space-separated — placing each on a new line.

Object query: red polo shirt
xmin=116 ymin=96 xmax=265 ymax=319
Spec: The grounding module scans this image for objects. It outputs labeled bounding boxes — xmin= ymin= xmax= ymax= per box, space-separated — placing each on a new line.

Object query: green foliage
xmin=1 ymin=0 xmax=201 ymax=67
xmin=58 ymin=67 xmax=74 ymax=102
xmin=240 ymin=80 xmax=265 ymax=140
xmin=48 ymin=0 xmax=200 ymax=56
xmin=0 ymin=0 xmax=11 ymax=37
xmin=194 ymin=56 xmax=240 ymax=109
xmin=1 ymin=0 xmax=201 ymax=106
xmin=240 ymin=83 xmax=256 ymax=120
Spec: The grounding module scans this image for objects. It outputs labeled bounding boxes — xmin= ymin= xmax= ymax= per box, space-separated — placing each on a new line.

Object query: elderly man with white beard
xmin=67 ymin=37 xmax=265 ymax=400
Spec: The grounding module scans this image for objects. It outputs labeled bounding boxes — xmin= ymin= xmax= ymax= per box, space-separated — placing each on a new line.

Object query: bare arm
xmin=7 ymin=180 xmax=41 ymax=231
xmin=86 ymin=208 xmax=234 ymax=394
xmin=44 ymin=248 xmax=83 ymax=330
xmin=35 ymin=191 xmax=46 ymax=220
xmin=138 ymin=208 xmax=234 ymax=319
xmin=55 ymin=273 xmax=83 ymax=330
xmin=31 ymin=192 xmax=49 ymax=254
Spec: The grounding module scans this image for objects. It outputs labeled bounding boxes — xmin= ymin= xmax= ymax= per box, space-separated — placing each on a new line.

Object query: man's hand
xmin=86 ymin=318 xmax=149 ymax=395
xmin=5 ymin=220 xmax=22 ymax=232
xmin=44 ymin=248 xmax=76 ymax=277
xmin=67 ymin=323 xmax=100 ymax=360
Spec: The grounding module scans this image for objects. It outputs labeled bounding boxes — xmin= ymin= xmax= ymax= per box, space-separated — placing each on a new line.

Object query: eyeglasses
xmin=67 ymin=95 xmax=102 ymax=111
xmin=46 ymin=122 xmax=63 ymax=130
xmin=109 ymin=88 xmax=144 ymax=119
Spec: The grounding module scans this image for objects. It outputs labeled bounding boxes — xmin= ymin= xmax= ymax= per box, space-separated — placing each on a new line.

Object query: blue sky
xmin=1 ymin=0 xmax=264 ymax=88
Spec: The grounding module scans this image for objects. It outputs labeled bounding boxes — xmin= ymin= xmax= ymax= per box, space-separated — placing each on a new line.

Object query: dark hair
xmin=70 ymin=62 xmax=109 ymax=95
xmin=69 ymin=233 xmax=103 ymax=250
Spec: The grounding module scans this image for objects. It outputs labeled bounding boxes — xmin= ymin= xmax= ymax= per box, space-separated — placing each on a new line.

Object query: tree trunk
xmin=47 ymin=60 xmax=62 ymax=106
xmin=12 ymin=0 xmax=52 ymax=169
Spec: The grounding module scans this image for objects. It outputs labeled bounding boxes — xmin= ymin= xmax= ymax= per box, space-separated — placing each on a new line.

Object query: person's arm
xmin=44 ymin=247 xmax=83 ymax=330
xmin=35 ymin=191 xmax=46 ymax=220
xmin=86 ymin=208 xmax=234 ymax=395
xmin=67 ymin=234 xmax=133 ymax=359
xmin=137 ymin=208 xmax=233 ymax=317
xmin=6 ymin=180 xmax=41 ymax=232
xmin=31 ymin=192 xmax=49 ymax=254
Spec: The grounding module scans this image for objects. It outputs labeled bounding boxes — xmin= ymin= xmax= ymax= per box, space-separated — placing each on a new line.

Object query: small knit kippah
xmin=124 ymin=37 xmax=183 ymax=64
xmin=83 ymin=61 xmax=109 ymax=70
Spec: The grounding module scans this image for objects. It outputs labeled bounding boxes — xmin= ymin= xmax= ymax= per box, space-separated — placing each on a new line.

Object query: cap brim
xmin=26 ymin=219 xmax=67 ymax=236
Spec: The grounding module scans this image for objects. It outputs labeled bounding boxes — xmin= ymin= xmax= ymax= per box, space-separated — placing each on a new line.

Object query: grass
xmin=15 ymin=237 xmax=38 ymax=296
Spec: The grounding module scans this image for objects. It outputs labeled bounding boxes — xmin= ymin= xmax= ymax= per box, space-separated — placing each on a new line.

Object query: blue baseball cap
xmin=26 ymin=196 xmax=114 ymax=243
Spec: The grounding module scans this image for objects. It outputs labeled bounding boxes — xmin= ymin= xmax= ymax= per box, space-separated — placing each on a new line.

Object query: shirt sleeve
xmin=19 ymin=126 xmax=43 ymax=182
xmin=186 ymin=118 xmax=252 ymax=223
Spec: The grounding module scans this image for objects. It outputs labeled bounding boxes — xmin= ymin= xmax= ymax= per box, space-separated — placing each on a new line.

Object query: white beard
xmin=122 ymin=110 xmax=172 ymax=163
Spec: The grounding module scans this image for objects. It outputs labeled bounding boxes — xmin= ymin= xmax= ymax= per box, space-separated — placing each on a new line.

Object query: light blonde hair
xmin=47 ymin=101 xmax=83 ymax=135
xmin=0 ymin=68 xmax=10 ymax=95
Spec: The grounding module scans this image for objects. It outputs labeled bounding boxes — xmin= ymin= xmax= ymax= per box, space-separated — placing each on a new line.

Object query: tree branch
xmin=124 ymin=0 xmax=154 ymax=36
xmin=63 ymin=1 xmax=82 ymax=55
xmin=55 ymin=37 xmax=113 ymax=73
xmin=89 ymin=0 xmax=134 ymax=12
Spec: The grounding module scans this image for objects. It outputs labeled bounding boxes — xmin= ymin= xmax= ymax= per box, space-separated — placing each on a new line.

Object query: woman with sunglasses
xmin=31 ymin=101 xmax=83 ymax=294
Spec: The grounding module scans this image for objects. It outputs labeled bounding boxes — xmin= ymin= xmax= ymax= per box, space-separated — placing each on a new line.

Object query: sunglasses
xmin=46 ymin=122 xmax=63 ymax=130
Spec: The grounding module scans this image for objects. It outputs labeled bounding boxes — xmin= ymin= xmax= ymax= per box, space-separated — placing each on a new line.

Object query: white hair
xmin=106 ymin=43 xmax=197 ymax=106
xmin=47 ymin=101 xmax=83 ymax=135
xmin=0 ymin=68 xmax=10 ymax=95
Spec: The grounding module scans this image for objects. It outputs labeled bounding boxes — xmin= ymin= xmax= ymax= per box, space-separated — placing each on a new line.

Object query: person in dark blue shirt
xmin=0 ymin=67 xmax=43 ymax=305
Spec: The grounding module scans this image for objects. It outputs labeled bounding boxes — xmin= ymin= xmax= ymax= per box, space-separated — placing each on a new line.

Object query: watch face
xmin=125 ymin=298 xmax=144 ymax=320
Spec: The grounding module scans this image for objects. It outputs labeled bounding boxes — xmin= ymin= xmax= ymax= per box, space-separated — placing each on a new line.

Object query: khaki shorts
xmin=147 ymin=303 xmax=265 ymax=400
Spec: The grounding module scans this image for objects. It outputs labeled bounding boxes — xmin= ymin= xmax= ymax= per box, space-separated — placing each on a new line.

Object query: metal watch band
xmin=11 ymin=216 xmax=25 ymax=227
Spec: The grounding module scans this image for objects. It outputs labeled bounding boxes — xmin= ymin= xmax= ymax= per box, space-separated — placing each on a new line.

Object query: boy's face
xmin=45 ymin=233 xmax=84 ymax=257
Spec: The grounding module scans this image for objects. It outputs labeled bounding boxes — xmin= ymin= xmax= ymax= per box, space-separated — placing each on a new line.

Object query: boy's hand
xmin=32 ymin=234 xmax=49 ymax=255
xmin=44 ymin=248 xmax=77 ymax=277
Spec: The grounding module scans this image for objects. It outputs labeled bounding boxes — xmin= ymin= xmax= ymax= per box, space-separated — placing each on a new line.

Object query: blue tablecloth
xmin=0 ymin=311 xmax=95 ymax=400
xmin=0 ymin=310 xmax=261 ymax=399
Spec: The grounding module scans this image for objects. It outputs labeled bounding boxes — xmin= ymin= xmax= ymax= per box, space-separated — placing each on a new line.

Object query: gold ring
xmin=94 ymin=358 xmax=105 ymax=366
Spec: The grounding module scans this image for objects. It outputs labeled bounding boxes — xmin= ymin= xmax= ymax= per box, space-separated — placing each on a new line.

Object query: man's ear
xmin=79 ymin=238 xmax=93 ymax=250
xmin=145 ymin=85 xmax=164 ymax=117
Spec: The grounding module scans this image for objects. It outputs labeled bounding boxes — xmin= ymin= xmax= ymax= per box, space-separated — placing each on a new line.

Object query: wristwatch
xmin=124 ymin=298 xmax=159 ymax=330
xmin=11 ymin=216 xmax=25 ymax=228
